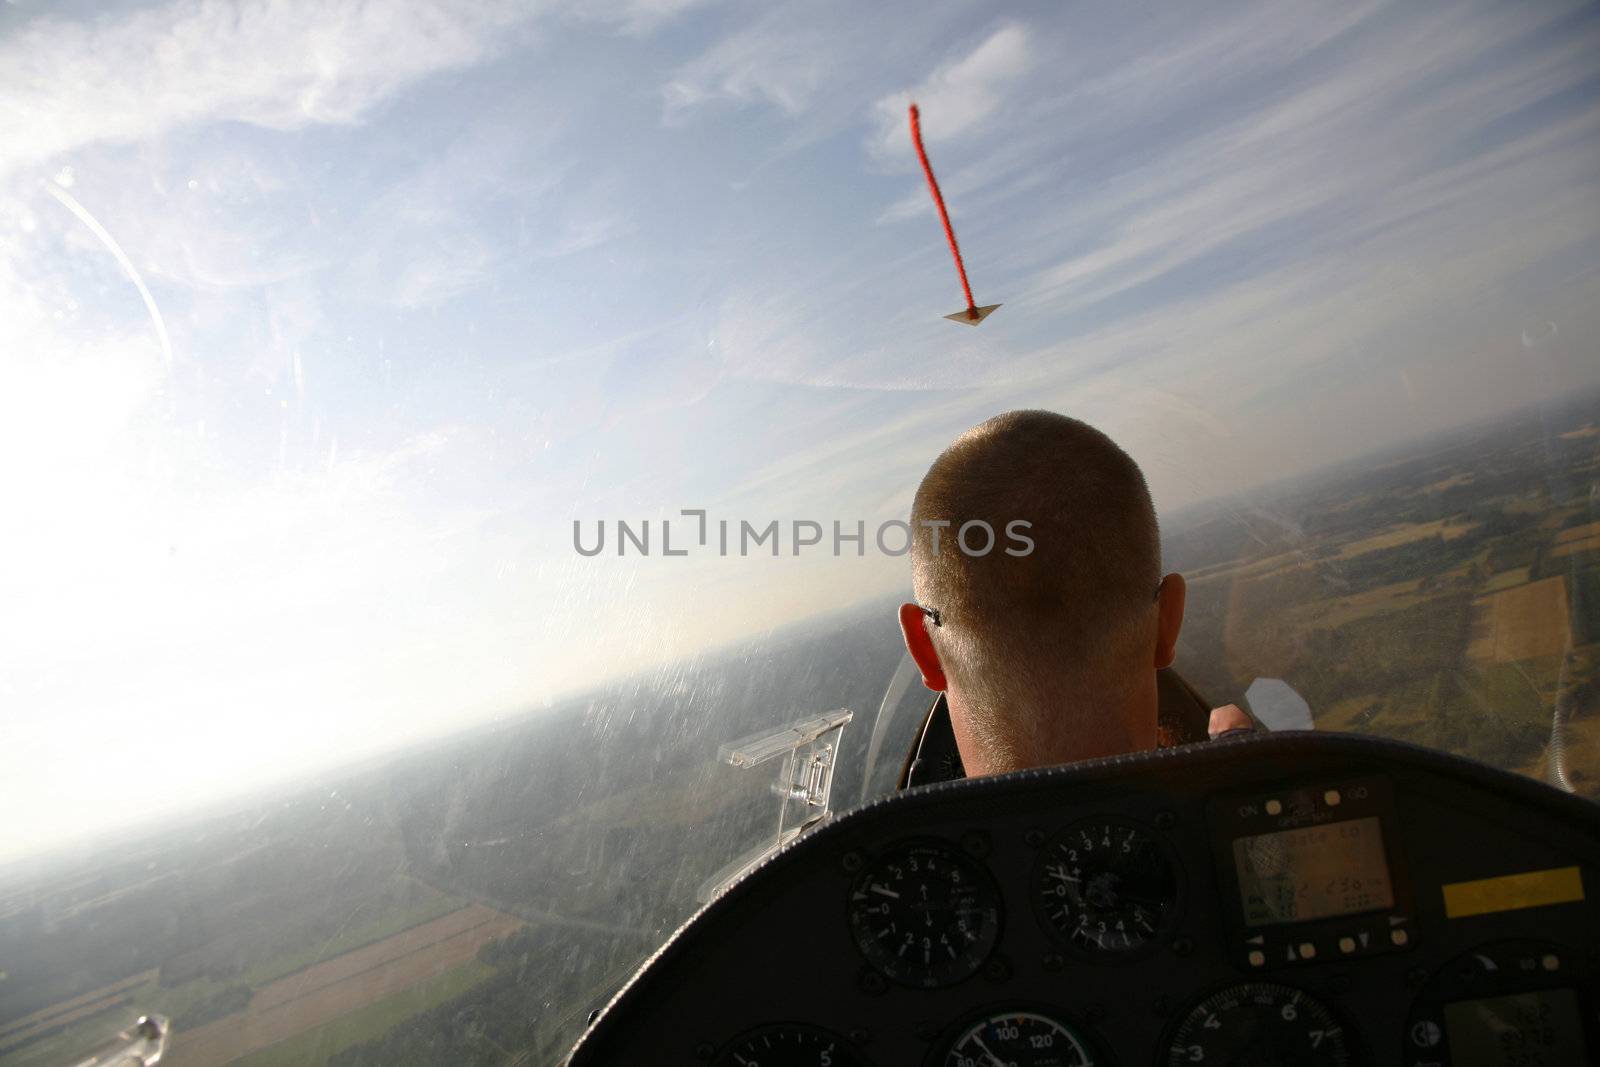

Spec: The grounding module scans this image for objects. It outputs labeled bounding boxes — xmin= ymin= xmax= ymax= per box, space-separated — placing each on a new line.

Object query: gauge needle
xmin=970 ymin=1035 xmax=1007 ymax=1067
xmin=870 ymin=884 xmax=899 ymax=898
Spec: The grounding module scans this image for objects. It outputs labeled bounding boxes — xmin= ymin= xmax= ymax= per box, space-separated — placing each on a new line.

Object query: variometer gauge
xmin=1033 ymin=818 xmax=1179 ymax=958
xmin=713 ymin=1024 xmax=868 ymax=1067
xmin=1166 ymin=982 xmax=1361 ymax=1066
xmin=847 ymin=838 xmax=1003 ymax=988
xmin=936 ymin=1009 xmax=1099 ymax=1067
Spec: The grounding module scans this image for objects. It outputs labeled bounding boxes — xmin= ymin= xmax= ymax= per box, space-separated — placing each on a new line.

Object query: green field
xmin=0 ymin=879 xmax=462 ymax=1067
xmin=229 ymin=960 xmax=496 ymax=1067
xmin=234 ymin=880 xmax=460 ymax=992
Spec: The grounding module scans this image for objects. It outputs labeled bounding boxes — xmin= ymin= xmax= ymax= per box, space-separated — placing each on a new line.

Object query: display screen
xmin=1232 ymin=816 xmax=1394 ymax=926
xmin=1443 ymin=989 xmax=1588 ymax=1067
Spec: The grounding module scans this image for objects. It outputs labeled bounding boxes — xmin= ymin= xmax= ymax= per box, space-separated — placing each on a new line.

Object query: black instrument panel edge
xmin=565 ymin=732 xmax=1600 ymax=1066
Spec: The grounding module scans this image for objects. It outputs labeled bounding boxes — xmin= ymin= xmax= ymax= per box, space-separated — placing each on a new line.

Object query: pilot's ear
xmin=898 ymin=602 xmax=948 ymax=691
xmin=1154 ymin=572 xmax=1186 ymax=669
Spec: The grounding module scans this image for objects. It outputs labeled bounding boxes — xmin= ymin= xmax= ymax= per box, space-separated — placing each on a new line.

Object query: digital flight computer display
xmin=1209 ymin=775 xmax=1414 ymax=970
xmin=1233 ymin=815 xmax=1395 ymax=926
xmin=1403 ymin=940 xmax=1597 ymax=1067
xmin=1442 ymin=989 xmax=1586 ymax=1067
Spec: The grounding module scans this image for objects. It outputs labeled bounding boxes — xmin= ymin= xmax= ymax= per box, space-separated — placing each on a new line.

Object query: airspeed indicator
xmin=940 ymin=1010 xmax=1097 ymax=1067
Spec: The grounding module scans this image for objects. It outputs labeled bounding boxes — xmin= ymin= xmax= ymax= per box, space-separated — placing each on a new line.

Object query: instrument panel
xmin=566 ymin=734 xmax=1600 ymax=1066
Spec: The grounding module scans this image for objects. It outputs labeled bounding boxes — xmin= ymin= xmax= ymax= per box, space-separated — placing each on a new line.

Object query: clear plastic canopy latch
xmin=697 ymin=709 xmax=852 ymax=903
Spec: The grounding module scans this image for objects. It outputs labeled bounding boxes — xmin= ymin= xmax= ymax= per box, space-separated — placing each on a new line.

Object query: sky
xmin=2 ymin=0 xmax=1598 ymax=859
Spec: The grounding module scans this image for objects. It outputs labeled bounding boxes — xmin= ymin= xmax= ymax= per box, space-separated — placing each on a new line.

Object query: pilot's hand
xmin=1208 ymin=703 xmax=1255 ymax=739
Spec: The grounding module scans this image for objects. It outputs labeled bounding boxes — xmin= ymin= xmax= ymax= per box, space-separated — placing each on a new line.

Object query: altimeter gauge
xmin=1166 ymin=982 xmax=1360 ymax=1066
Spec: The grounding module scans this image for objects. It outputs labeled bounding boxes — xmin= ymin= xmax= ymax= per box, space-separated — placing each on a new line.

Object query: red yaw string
xmin=908 ymin=102 xmax=978 ymax=320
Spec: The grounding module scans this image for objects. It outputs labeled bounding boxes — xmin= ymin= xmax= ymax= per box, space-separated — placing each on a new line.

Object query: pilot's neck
xmin=949 ymin=680 xmax=1159 ymax=777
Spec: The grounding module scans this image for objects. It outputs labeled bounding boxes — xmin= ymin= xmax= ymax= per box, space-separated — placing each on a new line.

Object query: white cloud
xmin=868 ymin=21 xmax=1031 ymax=161
xmin=590 ymin=0 xmax=727 ymax=34
xmin=1010 ymin=2 xmax=1598 ymax=316
xmin=0 ymin=0 xmax=537 ymax=176
xmin=662 ymin=15 xmax=831 ymax=118
xmin=660 ymin=0 xmax=977 ymax=131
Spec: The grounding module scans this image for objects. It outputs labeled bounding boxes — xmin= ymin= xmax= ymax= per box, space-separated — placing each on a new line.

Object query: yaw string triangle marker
xmin=909 ymin=102 xmax=1001 ymax=326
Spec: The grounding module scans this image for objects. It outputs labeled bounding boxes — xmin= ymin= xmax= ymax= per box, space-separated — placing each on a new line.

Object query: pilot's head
xmin=897 ymin=410 xmax=1187 ymax=776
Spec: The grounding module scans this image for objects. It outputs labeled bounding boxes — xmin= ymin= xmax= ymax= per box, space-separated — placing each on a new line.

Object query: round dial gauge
xmin=713 ymin=1024 xmax=868 ymax=1067
xmin=846 ymin=839 xmax=1002 ymax=988
xmin=1033 ymin=818 xmax=1178 ymax=957
xmin=940 ymin=1011 xmax=1096 ymax=1067
xmin=1166 ymin=983 xmax=1359 ymax=1067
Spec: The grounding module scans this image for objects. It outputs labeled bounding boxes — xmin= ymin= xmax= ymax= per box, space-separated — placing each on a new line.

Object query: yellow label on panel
xmin=1441 ymin=866 xmax=1585 ymax=919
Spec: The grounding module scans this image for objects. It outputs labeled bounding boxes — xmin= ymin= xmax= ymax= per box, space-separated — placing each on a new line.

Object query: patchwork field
xmin=1421 ymin=472 xmax=1474 ymax=494
xmin=0 ymin=969 xmax=156 ymax=1054
xmin=1310 ymin=578 xmax=1427 ymax=629
xmin=1467 ymin=577 xmax=1572 ymax=664
xmin=1550 ymin=534 xmax=1600 ymax=560
xmin=228 ymin=961 xmax=494 ymax=1067
xmin=1482 ymin=566 xmax=1531 ymax=593
xmin=159 ymin=905 xmax=522 ymax=1067
xmin=1556 ymin=520 xmax=1600 ymax=544
xmin=1185 ymin=548 xmax=1336 ymax=588
xmin=1335 ymin=517 xmax=1479 ymax=559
